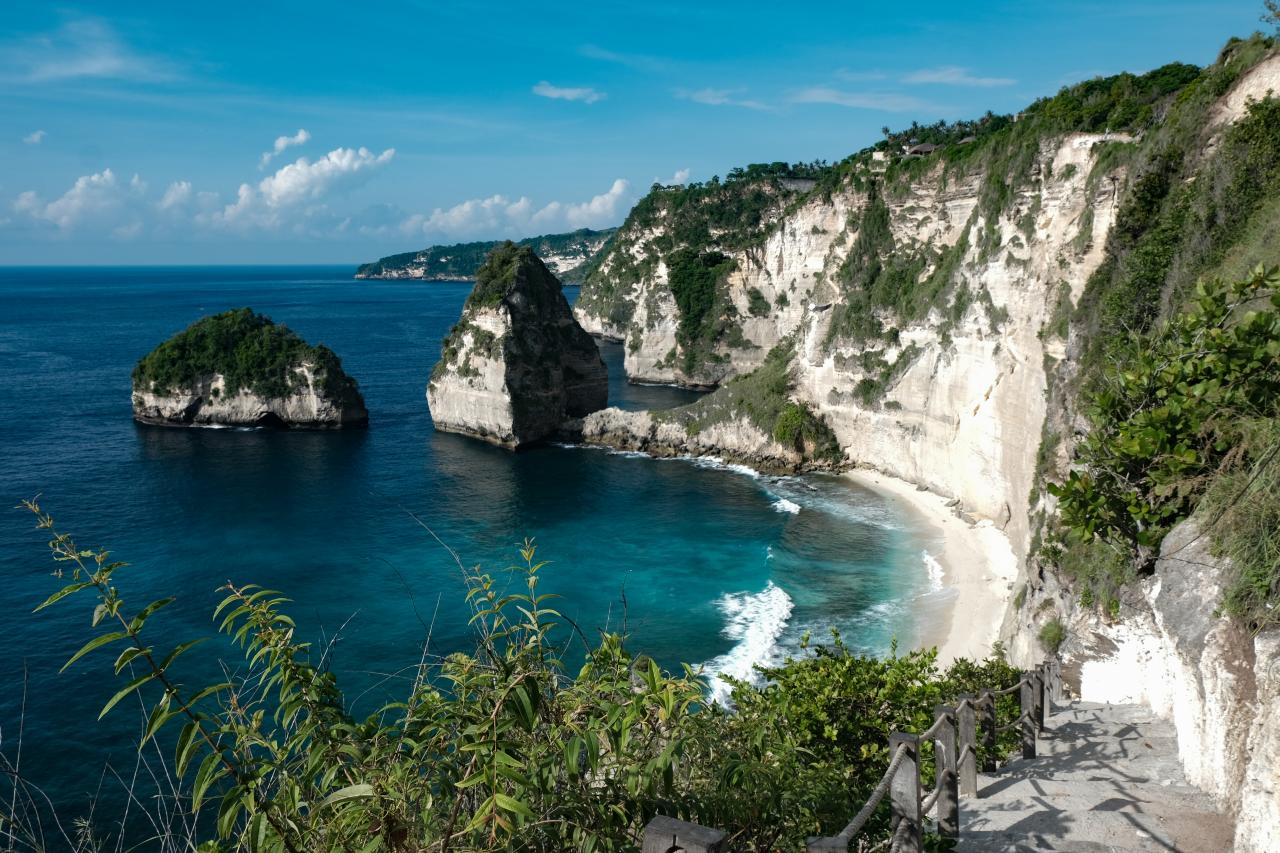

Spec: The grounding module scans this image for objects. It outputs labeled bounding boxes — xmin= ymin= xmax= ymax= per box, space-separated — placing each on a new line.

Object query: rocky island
xmin=427 ymin=242 xmax=608 ymax=447
xmin=355 ymin=227 xmax=615 ymax=283
xmin=132 ymin=308 xmax=369 ymax=429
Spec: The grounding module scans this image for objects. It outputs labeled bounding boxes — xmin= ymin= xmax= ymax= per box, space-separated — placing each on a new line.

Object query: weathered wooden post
xmin=977 ymin=689 xmax=997 ymax=772
xmin=932 ymin=705 xmax=959 ymax=837
xmin=889 ymin=733 xmax=922 ymax=853
xmin=1031 ymin=668 xmax=1046 ymax=731
xmin=1020 ymin=672 xmax=1037 ymax=759
xmin=641 ymin=816 xmax=728 ymax=853
xmin=955 ymin=694 xmax=978 ymax=798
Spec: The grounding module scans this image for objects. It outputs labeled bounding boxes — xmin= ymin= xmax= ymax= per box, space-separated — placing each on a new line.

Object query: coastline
xmin=842 ymin=468 xmax=1019 ymax=666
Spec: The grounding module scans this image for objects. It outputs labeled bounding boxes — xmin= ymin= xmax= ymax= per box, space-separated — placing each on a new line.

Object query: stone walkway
xmin=955 ymin=702 xmax=1234 ymax=852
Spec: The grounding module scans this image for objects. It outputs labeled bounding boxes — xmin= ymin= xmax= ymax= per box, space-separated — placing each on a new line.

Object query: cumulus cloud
xmin=398 ymin=178 xmax=632 ymax=241
xmin=791 ymin=87 xmax=937 ymax=113
xmin=903 ymin=66 xmax=1015 ymax=87
xmin=23 ymin=130 xmax=46 ymax=145
xmin=259 ymin=128 xmax=311 ymax=169
xmin=158 ymin=180 xmax=192 ymax=211
xmin=533 ymin=81 xmax=606 ymax=104
xmin=14 ymin=168 xmax=125 ymax=228
xmin=9 ymin=141 xmax=394 ymax=240
xmin=220 ymin=146 xmax=395 ymax=227
xmin=676 ymin=88 xmax=768 ymax=110
xmin=3 ymin=17 xmax=175 ymax=83
xmin=657 ymin=168 xmax=690 ymax=186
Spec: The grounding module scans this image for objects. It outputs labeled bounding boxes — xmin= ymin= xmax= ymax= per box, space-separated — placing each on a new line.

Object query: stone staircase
xmin=955 ymin=701 xmax=1234 ymax=853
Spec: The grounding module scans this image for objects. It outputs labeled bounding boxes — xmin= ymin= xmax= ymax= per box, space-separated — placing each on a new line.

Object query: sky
xmin=0 ymin=1 xmax=1268 ymax=265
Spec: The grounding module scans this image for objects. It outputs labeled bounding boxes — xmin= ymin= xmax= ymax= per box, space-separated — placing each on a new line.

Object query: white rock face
xmin=579 ymin=407 xmax=803 ymax=472
xmin=427 ymin=246 xmax=608 ymax=447
xmin=1012 ymin=521 xmax=1279 ymax=853
xmin=577 ymin=132 xmax=1125 ymax=559
xmin=132 ymin=365 xmax=368 ymax=429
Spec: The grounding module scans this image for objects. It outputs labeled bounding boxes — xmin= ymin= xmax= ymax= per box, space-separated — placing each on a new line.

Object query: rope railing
xmin=640 ymin=657 xmax=1064 ymax=853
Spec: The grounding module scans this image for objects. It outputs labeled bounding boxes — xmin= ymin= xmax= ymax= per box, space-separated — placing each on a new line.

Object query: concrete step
xmin=950 ymin=701 xmax=1234 ymax=853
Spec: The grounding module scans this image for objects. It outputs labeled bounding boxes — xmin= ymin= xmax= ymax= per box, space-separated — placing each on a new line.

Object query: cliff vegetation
xmin=132 ymin=308 xmax=362 ymax=404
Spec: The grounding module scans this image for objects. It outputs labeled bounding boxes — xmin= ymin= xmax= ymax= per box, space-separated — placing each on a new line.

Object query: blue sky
xmin=0 ymin=1 xmax=1266 ymax=264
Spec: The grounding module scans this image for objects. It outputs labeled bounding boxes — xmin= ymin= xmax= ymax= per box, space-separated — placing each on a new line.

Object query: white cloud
xmin=220 ymin=146 xmax=395 ymax=227
xmin=791 ymin=87 xmax=936 ymax=113
xmin=9 ymin=141 xmax=394 ymax=240
xmin=676 ymin=88 xmax=768 ymax=110
xmin=158 ymin=180 xmax=192 ymax=211
xmin=903 ymin=66 xmax=1015 ymax=87
xmin=399 ymin=178 xmax=632 ymax=241
xmin=23 ymin=130 xmax=46 ymax=145
xmin=533 ymin=81 xmax=606 ymax=104
xmin=259 ymin=128 xmax=311 ymax=169
xmin=13 ymin=168 xmax=126 ymax=228
xmin=3 ymin=17 xmax=174 ymax=83
xmin=658 ymin=168 xmax=690 ymax=186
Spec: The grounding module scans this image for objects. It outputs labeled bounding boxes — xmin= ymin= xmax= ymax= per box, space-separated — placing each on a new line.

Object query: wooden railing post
xmin=641 ymin=816 xmax=728 ymax=853
xmin=889 ymin=733 xmax=922 ymax=853
xmin=1031 ymin=668 xmax=1046 ymax=731
xmin=932 ymin=705 xmax=959 ymax=837
xmin=1020 ymin=673 xmax=1037 ymax=759
xmin=977 ymin=689 xmax=997 ymax=772
xmin=955 ymin=694 xmax=978 ymax=798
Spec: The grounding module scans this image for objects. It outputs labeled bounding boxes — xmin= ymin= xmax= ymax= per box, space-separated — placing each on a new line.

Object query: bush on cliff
xmin=132 ymin=308 xmax=361 ymax=402
xmin=17 ymin=501 xmax=1020 ymax=851
xmin=1048 ymin=266 xmax=1280 ymax=625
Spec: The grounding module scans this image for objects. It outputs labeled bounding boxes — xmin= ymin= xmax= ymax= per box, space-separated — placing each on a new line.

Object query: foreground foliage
xmin=1048 ymin=266 xmax=1280 ymax=624
xmin=18 ymin=502 xmax=1018 ymax=851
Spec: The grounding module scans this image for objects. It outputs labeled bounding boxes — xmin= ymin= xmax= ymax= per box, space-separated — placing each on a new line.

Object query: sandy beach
xmin=843 ymin=468 xmax=1019 ymax=665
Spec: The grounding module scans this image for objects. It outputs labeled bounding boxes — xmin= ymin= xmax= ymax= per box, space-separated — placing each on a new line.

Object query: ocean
xmin=0 ymin=265 xmax=935 ymax=834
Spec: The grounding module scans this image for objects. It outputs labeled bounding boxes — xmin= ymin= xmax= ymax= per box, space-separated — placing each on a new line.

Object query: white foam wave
xmin=772 ymin=497 xmax=801 ymax=514
xmin=689 ymin=455 xmax=762 ymax=479
xmin=921 ymin=550 xmax=945 ymax=592
xmin=703 ymin=582 xmax=794 ymax=705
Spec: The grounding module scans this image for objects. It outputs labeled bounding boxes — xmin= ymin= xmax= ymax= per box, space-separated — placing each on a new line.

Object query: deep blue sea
xmin=0 ymin=266 xmax=935 ymax=838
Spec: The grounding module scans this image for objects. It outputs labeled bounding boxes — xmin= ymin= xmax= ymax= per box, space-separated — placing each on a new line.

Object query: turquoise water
xmin=0 ymin=266 xmax=933 ymax=834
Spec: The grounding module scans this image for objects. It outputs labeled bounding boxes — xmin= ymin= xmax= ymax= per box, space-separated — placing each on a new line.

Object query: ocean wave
xmin=689 ymin=455 xmax=762 ymax=479
xmin=921 ymin=550 xmax=945 ymax=592
xmin=703 ymin=582 xmax=794 ymax=705
xmin=772 ymin=497 xmax=801 ymax=515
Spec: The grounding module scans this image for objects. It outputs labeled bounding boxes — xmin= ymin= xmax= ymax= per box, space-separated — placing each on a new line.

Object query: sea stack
xmin=131 ymin=308 xmax=368 ymax=429
xmin=427 ymin=242 xmax=608 ymax=447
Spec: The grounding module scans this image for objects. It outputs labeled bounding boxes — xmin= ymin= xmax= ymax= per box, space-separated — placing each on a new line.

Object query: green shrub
xmin=1038 ymin=619 xmax=1067 ymax=654
xmin=746 ymin=287 xmax=771 ymax=317
xmin=132 ymin=308 xmax=362 ymax=402
xmin=19 ymin=502 xmax=1023 ymax=851
xmin=1051 ymin=267 xmax=1280 ymax=565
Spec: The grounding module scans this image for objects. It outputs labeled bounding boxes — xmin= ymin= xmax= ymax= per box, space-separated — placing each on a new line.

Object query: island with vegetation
xmin=427 ymin=242 xmax=608 ymax=447
xmin=355 ymin=227 xmax=616 ymax=283
xmin=131 ymin=308 xmax=369 ymax=429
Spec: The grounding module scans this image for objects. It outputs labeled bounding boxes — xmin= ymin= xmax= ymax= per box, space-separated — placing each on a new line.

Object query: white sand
xmin=843 ymin=468 xmax=1019 ymax=665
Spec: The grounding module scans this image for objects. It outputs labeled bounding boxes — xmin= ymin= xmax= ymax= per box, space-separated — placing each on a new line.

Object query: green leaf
xmin=158 ymin=637 xmax=208 ymax=672
xmin=319 ymin=783 xmax=375 ymax=808
xmin=34 ymin=580 xmax=93 ymax=612
xmin=61 ymin=631 xmax=127 ymax=673
xmin=129 ymin=597 xmax=175 ymax=634
xmin=175 ymin=720 xmax=201 ymax=777
xmin=192 ymin=751 xmax=226 ymax=811
xmin=99 ymin=671 xmax=154 ymax=719
xmin=493 ymin=792 xmax=534 ymax=821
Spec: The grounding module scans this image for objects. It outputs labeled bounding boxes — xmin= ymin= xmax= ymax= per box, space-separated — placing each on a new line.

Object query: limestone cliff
xmin=132 ymin=309 xmax=368 ymax=429
xmin=575 ymin=38 xmax=1280 ymax=851
xmin=427 ymin=242 xmax=607 ymax=447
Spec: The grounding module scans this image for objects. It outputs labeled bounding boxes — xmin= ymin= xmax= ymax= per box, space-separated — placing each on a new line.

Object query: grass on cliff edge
xmin=132 ymin=307 xmax=362 ymax=402
xmin=654 ymin=342 xmax=842 ymax=464
xmin=18 ymin=501 xmax=1023 ymax=851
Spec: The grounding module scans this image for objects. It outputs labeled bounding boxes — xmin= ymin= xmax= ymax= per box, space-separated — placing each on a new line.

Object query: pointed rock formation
xmin=427 ymin=242 xmax=608 ymax=447
xmin=132 ymin=308 xmax=368 ymax=429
